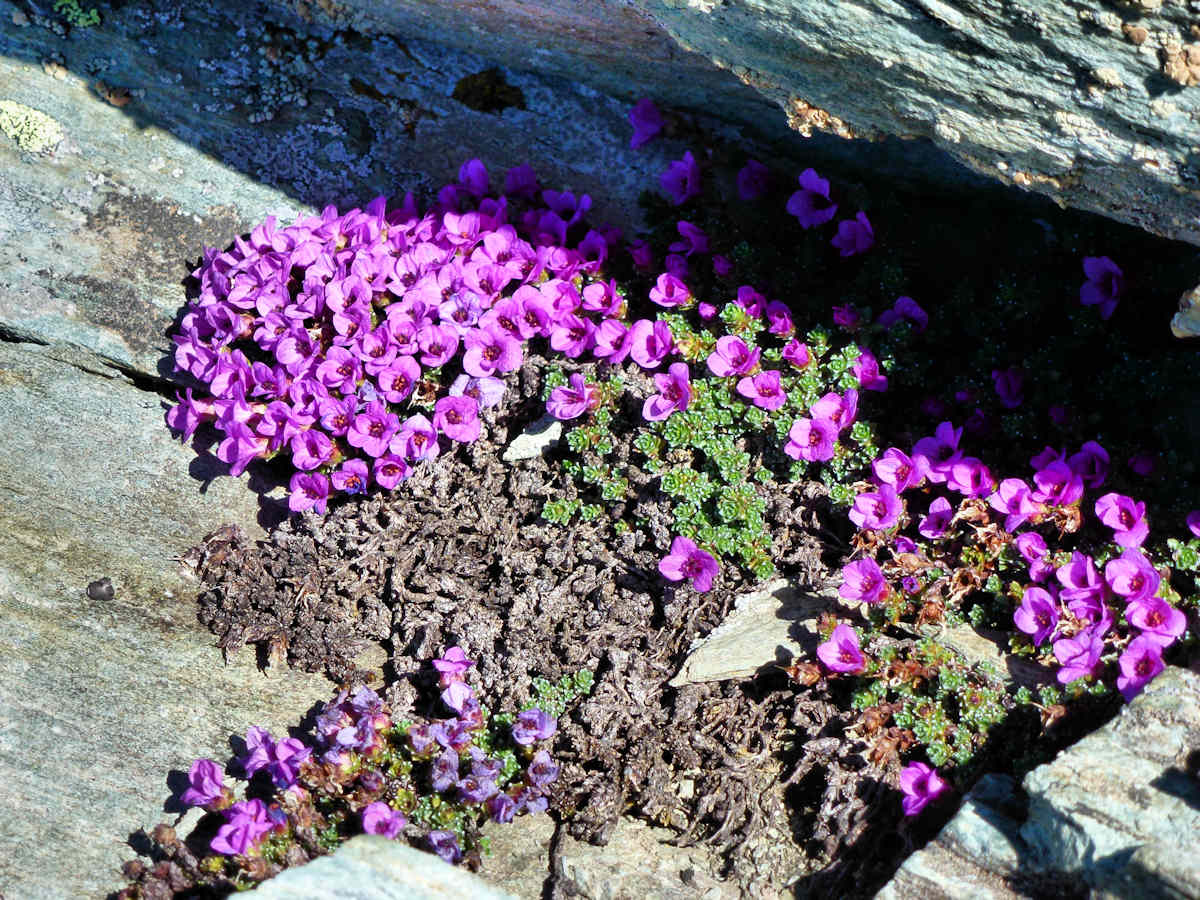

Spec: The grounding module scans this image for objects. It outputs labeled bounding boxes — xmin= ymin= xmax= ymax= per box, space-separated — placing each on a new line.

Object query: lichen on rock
xmin=0 ymin=100 xmax=65 ymax=154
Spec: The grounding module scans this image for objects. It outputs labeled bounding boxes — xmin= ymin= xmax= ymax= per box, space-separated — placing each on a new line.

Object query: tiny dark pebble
xmin=87 ymin=577 xmax=114 ymax=602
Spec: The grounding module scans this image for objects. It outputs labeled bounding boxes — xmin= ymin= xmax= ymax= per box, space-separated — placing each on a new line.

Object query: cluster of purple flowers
xmin=167 ymin=158 xmax=630 ymax=514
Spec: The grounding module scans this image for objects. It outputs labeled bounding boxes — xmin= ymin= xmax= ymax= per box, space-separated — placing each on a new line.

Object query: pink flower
xmin=547 ymin=373 xmax=599 ymax=421
xmin=782 ymin=339 xmax=811 ymax=369
xmin=1103 ymin=550 xmax=1159 ymax=603
xmin=988 ymin=478 xmax=1043 ymax=531
xmin=735 ymin=370 xmax=787 ymax=411
xmin=362 ymin=801 xmax=407 ymax=839
xmin=1052 ymin=627 xmax=1104 ymax=684
xmin=643 ymin=363 xmax=692 ymax=421
xmin=810 ymin=389 xmax=858 ymax=432
xmin=432 ymin=646 xmax=475 ymax=684
xmin=648 ymin=272 xmax=691 ymax=308
xmin=288 ymin=472 xmax=330 ymax=515
xmin=839 ymin=557 xmax=887 ymax=604
xmin=707 ymin=336 xmax=761 ymax=377
xmin=331 ymin=459 xmax=369 ymax=495
xmin=817 ymin=624 xmax=865 ymax=674
xmin=872 ymin=448 xmax=925 ymax=493
xmin=433 ymin=395 xmax=481 ymax=443
xmin=1116 ymin=636 xmax=1163 ymax=701
xmin=831 ymin=212 xmax=874 ymax=257
xmin=785 ymin=416 xmax=837 ymax=462
xmin=918 ymin=497 xmax=954 ymax=539
xmin=373 ymin=454 xmax=410 ymax=489
xmin=899 ymin=763 xmax=949 ymax=816
xmin=628 ymin=319 xmax=673 ymax=369
xmin=851 ymin=346 xmax=887 ymax=391
xmin=1095 ymin=492 xmax=1149 ymax=548
xmin=658 ymin=536 xmax=719 ymax=592
xmin=628 ymin=98 xmax=664 ymax=149
xmin=849 ymin=484 xmax=902 ymax=531
xmin=1014 ymin=586 xmax=1059 ymax=646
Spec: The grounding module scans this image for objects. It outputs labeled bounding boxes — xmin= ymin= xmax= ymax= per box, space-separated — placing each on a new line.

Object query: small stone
xmin=11 ymin=9 xmax=29 ymax=26
xmin=501 ymin=414 xmax=562 ymax=463
xmin=87 ymin=577 xmax=115 ymax=602
xmin=1122 ymin=23 xmax=1148 ymax=45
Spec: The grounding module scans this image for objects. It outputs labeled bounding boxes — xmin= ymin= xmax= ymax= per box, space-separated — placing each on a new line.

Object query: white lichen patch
xmin=0 ymin=100 xmax=65 ymax=154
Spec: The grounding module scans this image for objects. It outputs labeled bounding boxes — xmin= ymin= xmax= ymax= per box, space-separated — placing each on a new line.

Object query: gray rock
xmin=307 ymin=0 xmax=1200 ymax=247
xmin=0 ymin=341 xmax=335 ymax=898
xmin=877 ymin=666 xmax=1200 ymax=900
xmin=251 ymin=835 xmax=518 ymax=899
xmin=502 ymin=414 xmax=563 ymax=463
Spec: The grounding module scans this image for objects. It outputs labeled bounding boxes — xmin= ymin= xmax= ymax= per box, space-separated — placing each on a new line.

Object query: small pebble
xmin=87 ymin=577 xmax=115 ymax=602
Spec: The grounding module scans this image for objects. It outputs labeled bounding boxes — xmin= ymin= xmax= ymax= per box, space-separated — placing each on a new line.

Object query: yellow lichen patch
xmin=785 ymin=98 xmax=860 ymax=140
xmin=1161 ymin=43 xmax=1200 ymax=86
xmin=0 ymin=100 xmax=64 ymax=154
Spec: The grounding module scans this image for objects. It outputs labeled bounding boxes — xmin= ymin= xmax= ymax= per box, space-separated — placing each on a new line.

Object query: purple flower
xmin=432 ymin=646 xmax=475 ymax=685
xmin=1117 ymin=636 xmax=1163 ymax=701
xmin=735 ymin=370 xmax=787 ymax=411
xmin=831 ymin=304 xmax=862 ymax=331
xmin=462 ymin=325 xmax=522 ymax=376
xmin=1015 ymin=532 xmax=1047 ymax=564
xmin=433 ymin=396 xmax=481 ymax=443
xmin=288 ymin=472 xmax=330 ymax=515
xmin=181 ymin=759 xmax=228 ymax=809
xmin=373 ymin=454 xmax=411 ymax=489
xmin=361 ymin=801 xmax=407 ymax=838
xmin=427 ymin=830 xmax=462 ymax=864
xmin=1103 ymin=550 xmax=1160 ymax=604
xmin=877 ymin=296 xmax=928 ymax=333
xmin=1126 ymin=597 xmax=1186 ymax=647
xmin=785 ymin=169 xmax=838 ymax=229
xmin=1128 ymin=452 xmax=1156 ymax=477
xmin=765 ymin=300 xmax=794 ymax=336
xmin=512 ymin=708 xmax=557 ymax=746
xmin=831 ymin=212 xmax=874 ymax=257
xmin=457 ymin=773 xmax=499 ymax=804
xmin=431 ymin=748 xmax=460 ymax=792
xmin=839 ymin=557 xmax=887 ymax=605
xmin=643 ymin=362 xmax=692 ymax=421
xmin=1080 ymin=256 xmax=1122 ymax=320
xmin=1188 ymin=510 xmax=1200 ymax=538
xmin=810 ymin=390 xmax=858 ymax=432
xmin=628 ymin=98 xmax=664 ymax=148
xmin=348 ymin=401 xmax=400 ymax=459
xmin=849 ymin=484 xmax=902 ymax=531
xmin=1056 ymin=551 xmax=1108 ymax=613
xmin=945 ymin=457 xmax=994 ymax=499
xmin=737 ymin=159 xmax=770 ymax=201
xmin=706 ymin=336 xmax=760 ymax=377
xmin=817 ymin=623 xmax=865 ymax=674
xmin=872 ymin=448 xmax=925 ymax=493
xmin=658 ymin=536 xmax=720 ymax=593
xmin=737 ymin=286 xmax=767 ymax=317
xmin=669 ymin=221 xmax=709 ymax=256
xmin=487 ymin=792 xmax=517 ymax=824
xmin=1031 ymin=461 xmax=1084 ymax=507
xmin=988 ymin=478 xmax=1043 ymax=532
xmin=332 ymin=459 xmax=369 ymax=496
xmin=851 ymin=346 xmax=887 ymax=391
xmin=628 ymin=318 xmax=673 ymax=369
xmin=210 ymin=799 xmax=276 ymax=857
xmin=784 ymin=416 xmax=837 ymax=462
xmin=991 ymin=368 xmax=1024 ymax=409
xmin=504 ymin=164 xmax=539 ymax=199
xmin=782 ymin=339 xmax=811 ymax=369
xmin=1014 ymin=586 xmax=1060 ymax=646
xmin=1052 ymin=627 xmax=1104 ymax=684
xmin=648 ymin=272 xmax=691 ymax=308
xmin=918 ymin=497 xmax=954 ymax=540
xmin=1067 ymin=441 xmax=1109 ymax=489
xmin=660 ymin=151 xmax=701 ymax=205
xmin=441 ymin=681 xmax=474 ymax=715
xmin=526 ymin=750 xmax=560 ymax=789
xmin=391 ymin=413 xmax=440 ymax=464
xmin=712 ymin=255 xmax=733 ymax=278
xmin=899 ymin=763 xmax=949 ymax=817
xmin=547 ymin=373 xmax=599 ymax=421
xmin=1095 ymin=492 xmax=1149 ymax=548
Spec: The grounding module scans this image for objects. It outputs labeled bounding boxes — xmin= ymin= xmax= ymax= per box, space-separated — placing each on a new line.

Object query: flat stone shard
xmin=502 ymin=414 xmax=564 ymax=463
xmin=877 ymin=666 xmax=1200 ymax=899
xmin=251 ymin=835 xmax=518 ymax=899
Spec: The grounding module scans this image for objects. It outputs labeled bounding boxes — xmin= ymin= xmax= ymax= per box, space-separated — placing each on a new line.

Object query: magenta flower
xmin=1016 ymin=532 xmax=1054 ymax=583
xmin=1080 ymin=256 xmax=1122 ymax=320
xmin=449 ymin=374 xmax=505 ymax=410
xmin=1031 ymin=461 xmax=1084 ymax=507
xmin=851 ymin=346 xmax=887 ymax=391
xmin=1127 ymin=597 xmax=1186 ymax=647
xmin=782 ymin=339 xmax=811 ymax=369
xmin=831 ymin=212 xmax=874 ymax=257
xmin=331 ymin=459 xmax=369 ymax=496
xmin=831 ymin=304 xmax=862 ymax=331
xmin=849 ymin=484 xmax=902 ymax=531
xmin=658 ymin=536 xmax=719 ymax=592
xmin=1052 ymin=627 xmax=1104 ymax=684
xmin=872 ymin=448 xmax=925 ymax=492
xmin=628 ymin=98 xmax=664 ymax=148
xmin=593 ymin=318 xmax=632 ymax=363
xmin=211 ymin=799 xmax=277 ymax=857
xmin=348 ymin=401 xmax=400 ymax=459
xmin=1095 ymin=492 xmax=1149 ymax=548
xmin=660 ymin=151 xmax=701 ymax=205
xmin=428 ymin=830 xmax=462 ymax=864
xmin=288 ymin=472 xmax=330 ymax=515
xmin=810 ymin=389 xmax=858 ymax=432
xmin=1189 ymin=510 xmax=1200 ymax=537
xmin=945 ymin=457 xmax=994 ymax=498
xmin=737 ymin=159 xmax=770 ymax=201
xmin=918 ymin=496 xmax=954 ymax=539
xmin=1014 ymin=586 xmax=1060 ymax=646
xmin=1103 ymin=550 xmax=1160 ymax=603
xmin=1128 ymin=452 xmax=1156 ymax=477
xmin=181 ymin=759 xmax=229 ymax=809
xmin=549 ymin=313 xmax=597 ymax=359
xmin=785 ymin=416 xmax=837 ymax=462
xmin=839 ymin=557 xmax=887 ymax=604
xmin=392 ymin=413 xmax=440 ymax=463
xmin=765 ymin=300 xmax=794 ymax=336
xmin=432 ymin=646 xmax=475 ymax=686
xmin=991 ymin=367 xmax=1024 ymax=409
xmin=785 ymin=169 xmax=838 ymax=229
xmin=817 ymin=623 xmax=865 ymax=674
xmin=362 ymin=801 xmax=407 ymax=839
xmin=706 ymin=336 xmax=760 ymax=377
xmin=1117 ymin=636 xmax=1164 ymax=701
xmin=433 ymin=395 xmax=481 ymax=443
xmin=735 ymin=370 xmax=787 ymax=411
xmin=547 ymin=373 xmax=599 ymax=421
xmin=712 ymin=255 xmax=733 ymax=278
xmin=628 ymin=319 xmax=673 ymax=369
xmin=899 ymin=762 xmax=949 ymax=817
xmin=988 ymin=478 xmax=1043 ymax=531
xmin=648 ymin=272 xmax=691 ymax=308
xmin=643 ymin=362 xmax=692 ymax=421
xmin=1056 ymin=551 xmax=1107 ymax=613
xmin=737 ymin=286 xmax=767 ymax=317
xmin=1067 ymin=440 xmax=1109 ymax=489
xmin=373 ymin=454 xmax=410 ymax=490
xmin=462 ymin=325 xmax=522 ymax=376
xmin=669 ymin=221 xmax=709 ymax=256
